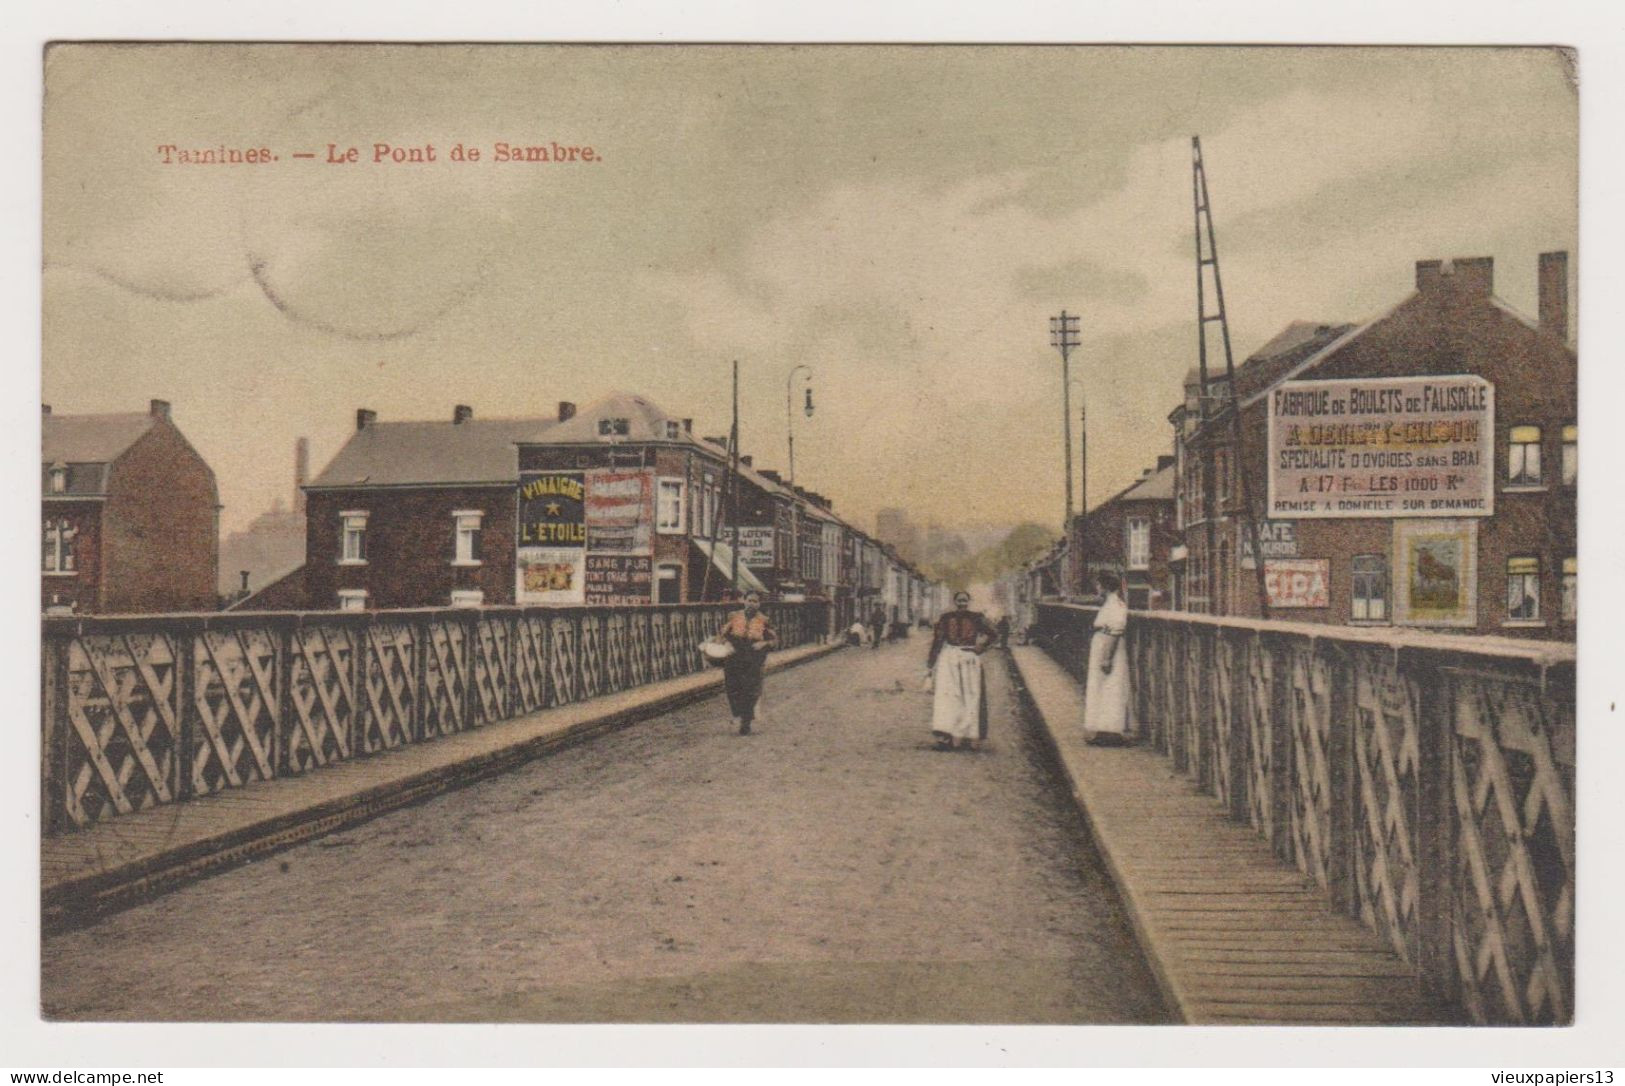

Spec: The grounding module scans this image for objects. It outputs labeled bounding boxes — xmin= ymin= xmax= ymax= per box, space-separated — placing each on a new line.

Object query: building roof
xmin=527 ymin=391 xmax=684 ymax=446
xmin=308 ymin=416 xmax=555 ymax=488
xmin=42 ymin=412 xmax=156 ymax=464
xmin=1117 ymin=462 xmax=1175 ymax=503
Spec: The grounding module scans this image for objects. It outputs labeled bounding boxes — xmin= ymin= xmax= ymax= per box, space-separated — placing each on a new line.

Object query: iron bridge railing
xmin=42 ymin=601 xmax=828 ymax=837
xmin=1033 ymin=600 xmax=1576 ymax=1028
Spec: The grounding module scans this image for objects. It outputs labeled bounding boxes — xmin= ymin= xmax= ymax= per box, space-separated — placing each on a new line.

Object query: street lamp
xmin=787 ymin=365 xmax=813 ymax=486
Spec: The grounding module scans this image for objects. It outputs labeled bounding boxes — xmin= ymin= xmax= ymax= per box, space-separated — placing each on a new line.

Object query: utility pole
xmin=730 ymin=359 xmax=740 ymax=592
xmin=1191 ymin=136 xmax=1270 ymax=619
xmin=1050 ymin=310 xmax=1081 ymax=595
xmin=786 ymin=364 xmax=813 ymax=486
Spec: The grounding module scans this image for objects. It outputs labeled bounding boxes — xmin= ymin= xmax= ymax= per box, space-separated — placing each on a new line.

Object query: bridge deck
xmin=1008 ymin=644 xmax=1447 ymax=1025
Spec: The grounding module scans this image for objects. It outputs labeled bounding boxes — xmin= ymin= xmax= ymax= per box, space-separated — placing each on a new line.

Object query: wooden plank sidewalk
xmin=43 ymin=641 xmax=839 ymax=931
xmin=1007 ymin=645 xmax=1448 ymax=1026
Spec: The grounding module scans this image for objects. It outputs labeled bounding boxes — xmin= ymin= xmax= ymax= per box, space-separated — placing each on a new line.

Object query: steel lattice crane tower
xmin=1191 ymin=136 xmax=1271 ymax=619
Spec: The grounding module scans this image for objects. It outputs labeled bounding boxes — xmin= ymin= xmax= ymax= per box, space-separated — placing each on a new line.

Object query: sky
xmin=41 ymin=44 xmax=1578 ymax=537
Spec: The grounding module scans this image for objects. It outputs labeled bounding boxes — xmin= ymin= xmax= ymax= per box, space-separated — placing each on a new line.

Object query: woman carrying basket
xmin=712 ymin=591 xmax=777 ymax=736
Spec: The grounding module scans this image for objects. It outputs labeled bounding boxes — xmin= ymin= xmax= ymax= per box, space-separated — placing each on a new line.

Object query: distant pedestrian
xmin=995 ymin=615 xmax=1011 ymax=648
xmin=846 ymin=620 xmax=866 ymax=647
xmin=1083 ymin=572 xmax=1133 ymax=745
xmin=925 ymin=591 xmax=998 ymax=752
xmin=869 ymin=604 xmax=887 ymax=649
xmin=713 ymin=591 xmax=777 ymax=735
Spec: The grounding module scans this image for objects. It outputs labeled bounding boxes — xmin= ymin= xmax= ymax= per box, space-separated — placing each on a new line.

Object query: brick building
xmin=1176 ymin=252 xmax=1576 ymax=640
xmin=41 ymin=399 xmax=220 ymax=614
xmin=296 ymin=405 xmax=555 ymax=610
xmin=1067 ymin=456 xmax=1178 ymax=609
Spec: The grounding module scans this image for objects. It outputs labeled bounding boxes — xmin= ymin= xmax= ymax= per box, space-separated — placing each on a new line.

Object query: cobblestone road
xmin=43 ymin=642 xmax=1171 ymax=1023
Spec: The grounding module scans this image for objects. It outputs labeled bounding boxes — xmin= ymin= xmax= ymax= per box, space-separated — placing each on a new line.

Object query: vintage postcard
xmin=37 ymin=43 xmax=1579 ymax=1036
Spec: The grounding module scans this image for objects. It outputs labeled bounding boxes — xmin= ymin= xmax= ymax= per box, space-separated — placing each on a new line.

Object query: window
xmin=656 ymin=563 xmax=681 ymax=604
xmin=450 ymin=589 xmax=484 ymax=608
xmin=338 ymin=589 xmax=368 ymax=612
xmin=656 ymin=478 xmax=685 ymax=533
xmin=1506 ymin=556 xmax=1541 ymax=621
xmin=339 ymin=511 xmax=368 ymax=564
xmin=1561 ymin=424 xmax=1577 ymax=486
xmin=42 ymin=518 xmax=77 ymax=574
xmin=1508 ymin=425 xmax=1542 ymax=486
xmin=1562 ymin=557 xmax=1576 ymax=623
xmin=1215 ymin=450 xmax=1231 ymax=507
xmin=1126 ymin=517 xmax=1151 ymax=570
xmin=664 ymin=420 xmax=682 ymax=440
xmin=452 ymin=510 xmax=483 ymax=566
xmin=1351 ymin=553 xmax=1389 ymax=623
xmin=597 ymin=417 xmax=630 ymax=437
xmin=48 ymin=466 xmax=67 ymax=494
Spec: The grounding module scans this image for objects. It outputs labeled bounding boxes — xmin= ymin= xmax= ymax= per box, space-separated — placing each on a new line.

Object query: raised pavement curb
xmin=43 ymin=640 xmax=841 ymax=932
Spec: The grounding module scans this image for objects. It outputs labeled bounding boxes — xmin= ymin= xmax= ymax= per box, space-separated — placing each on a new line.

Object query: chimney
xmin=1451 ymin=256 xmax=1494 ymax=297
xmin=739 ymin=455 xmax=753 ymax=467
xmin=149 ymin=399 xmax=171 ymax=421
xmin=453 ymin=404 xmax=474 ymax=425
xmin=294 ymin=437 xmax=309 ymax=513
xmin=705 ymin=435 xmax=728 ymax=449
xmin=1540 ymin=251 xmax=1566 ymax=343
xmin=758 ymin=469 xmax=782 ymax=483
xmin=682 ymin=418 xmax=693 ymax=433
xmin=240 ymin=570 xmax=250 ymax=594
xmin=557 ymin=401 xmax=577 ymax=423
xmin=356 ymin=408 xmax=376 ymax=431
xmin=1157 ymin=454 xmax=1175 ymax=471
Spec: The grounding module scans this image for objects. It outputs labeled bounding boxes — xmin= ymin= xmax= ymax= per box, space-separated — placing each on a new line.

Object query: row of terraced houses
xmin=1018 ymin=249 xmax=1577 ymax=641
xmin=42 ymin=392 xmax=945 ymax=630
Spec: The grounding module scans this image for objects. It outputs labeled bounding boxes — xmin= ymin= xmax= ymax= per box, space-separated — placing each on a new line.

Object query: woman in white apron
xmin=1083 ymin=572 xmax=1133 ymax=744
xmin=926 ymin=591 xmax=998 ymax=751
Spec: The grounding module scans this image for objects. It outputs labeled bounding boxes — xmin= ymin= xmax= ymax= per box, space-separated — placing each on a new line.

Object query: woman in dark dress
xmin=714 ymin=591 xmax=777 ymax=735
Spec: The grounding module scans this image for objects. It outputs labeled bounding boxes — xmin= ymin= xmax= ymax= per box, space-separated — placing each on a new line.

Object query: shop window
xmin=1561 ymin=424 xmax=1577 ymax=486
xmin=1506 ymin=556 xmax=1541 ymax=621
xmin=42 ymin=518 xmax=77 ymax=574
xmin=452 ymin=510 xmax=483 ymax=565
xmin=339 ymin=511 xmax=368 ymax=564
xmin=1507 ymin=425 xmax=1542 ymax=486
xmin=1562 ymin=557 xmax=1576 ymax=623
xmin=1351 ymin=553 xmax=1389 ymax=623
xmin=656 ymin=478 xmax=685 ymax=533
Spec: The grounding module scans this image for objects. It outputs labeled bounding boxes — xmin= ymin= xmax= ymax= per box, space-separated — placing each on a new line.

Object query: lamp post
xmin=786 ymin=364 xmax=813 ymax=486
xmin=786 ymin=364 xmax=813 ymax=594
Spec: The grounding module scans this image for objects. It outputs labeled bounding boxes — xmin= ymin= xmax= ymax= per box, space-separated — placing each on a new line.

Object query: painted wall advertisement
xmin=585 ymin=554 xmax=653 ymax=605
xmin=585 ymin=469 xmax=652 ymax=553
xmin=735 ymin=526 xmax=776 ymax=569
xmin=1393 ymin=518 xmax=1479 ymax=627
xmin=1267 ymin=375 xmax=1494 ymax=519
xmin=516 ymin=472 xmax=586 ymax=604
xmin=1262 ymin=558 xmax=1329 ymax=609
xmin=1239 ymin=520 xmax=1299 ymax=569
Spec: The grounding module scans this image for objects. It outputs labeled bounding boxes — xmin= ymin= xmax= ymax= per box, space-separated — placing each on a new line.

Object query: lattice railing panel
xmin=577 ymin=613 xmax=605 ymax=700
xmin=627 ymin=612 xmax=650 ymax=688
xmin=1450 ymin=671 xmax=1575 ymax=1025
xmin=190 ymin=627 xmax=280 ymax=796
xmin=548 ymin=616 xmax=578 ymax=706
xmin=603 ymin=613 xmax=629 ymax=694
xmin=60 ymin=631 xmax=181 ymax=829
xmin=286 ymin=623 xmax=356 ymax=774
xmin=360 ymin=621 xmax=418 ymax=752
xmin=513 ymin=615 xmax=549 ymax=714
xmin=470 ymin=616 xmax=513 ymax=726
xmin=1242 ymin=634 xmax=1277 ymax=843
xmin=1211 ymin=631 xmax=1239 ymax=810
xmin=1350 ymin=647 xmax=1421 ymax=964
xmin=1286 ymin=641 xmax=1335 ymax=891
xmin=420 ymin=618 xmax=469 ymax=739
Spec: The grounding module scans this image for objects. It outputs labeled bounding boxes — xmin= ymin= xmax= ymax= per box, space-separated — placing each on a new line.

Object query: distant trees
xmin=922 ymin=521 xmax=1057 ymax=591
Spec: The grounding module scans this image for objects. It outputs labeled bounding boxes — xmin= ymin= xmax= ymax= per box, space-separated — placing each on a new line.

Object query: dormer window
xmin=665 ymin=420 xmax=682 ymax=440
xmin=49 ymin=466 xmax=66 ymax=494
xmin=598 ymin=417 xmax=630 ymax=437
